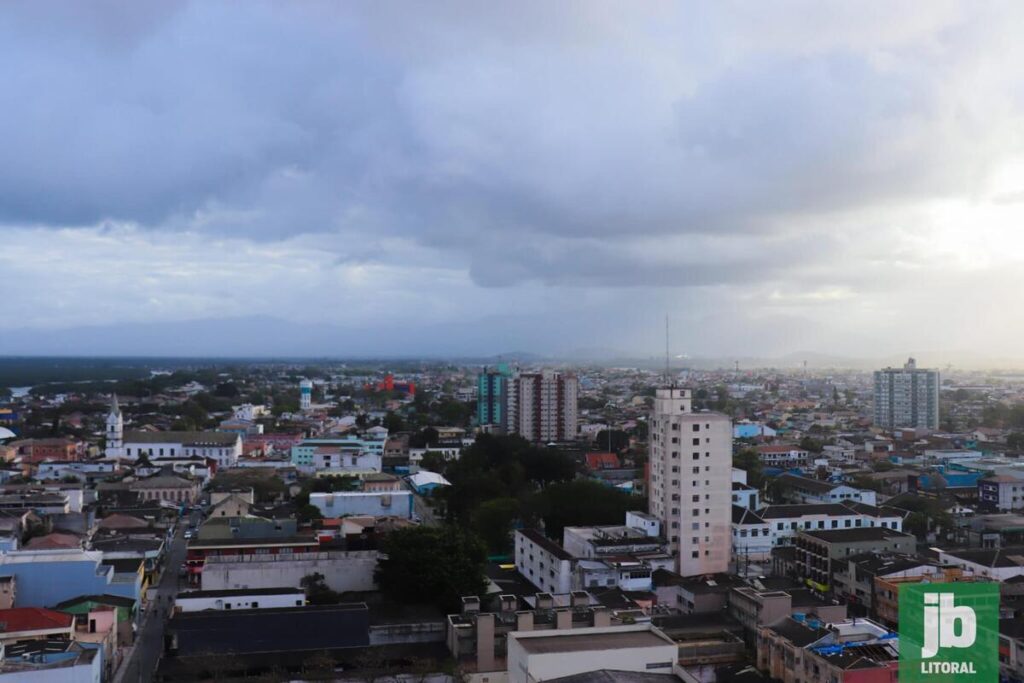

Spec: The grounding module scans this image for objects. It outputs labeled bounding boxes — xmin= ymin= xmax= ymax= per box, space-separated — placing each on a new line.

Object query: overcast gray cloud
xmin=2 ymin=1 xmax=1024 ymax=359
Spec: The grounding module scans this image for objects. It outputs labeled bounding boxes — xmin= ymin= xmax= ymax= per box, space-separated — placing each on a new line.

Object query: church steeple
xmin=106 ymin=394 xmax=123 ymax=456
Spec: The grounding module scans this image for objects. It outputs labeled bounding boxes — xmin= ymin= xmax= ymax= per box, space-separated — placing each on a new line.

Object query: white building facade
xmin=648 ymin=387 xmax=732 ymax=576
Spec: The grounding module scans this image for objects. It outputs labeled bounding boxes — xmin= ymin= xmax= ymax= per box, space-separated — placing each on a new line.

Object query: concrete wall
xmin=369 ymin=621 xmax=446 ymax=645
xmin=200 ymin=551 xmax=380 ymax=592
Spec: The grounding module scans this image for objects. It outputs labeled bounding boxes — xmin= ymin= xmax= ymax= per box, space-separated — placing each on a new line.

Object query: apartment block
xmin=647 ymin=387 xmax=732 ymax=576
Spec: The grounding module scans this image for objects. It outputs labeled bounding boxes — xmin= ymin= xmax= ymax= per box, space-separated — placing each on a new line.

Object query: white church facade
xmin=105 ymin=395 xmax=242 ymax=469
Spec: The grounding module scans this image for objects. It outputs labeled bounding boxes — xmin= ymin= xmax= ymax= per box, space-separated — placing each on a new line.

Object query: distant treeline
xmin=0 ymin=356 xmax=465 ymax=390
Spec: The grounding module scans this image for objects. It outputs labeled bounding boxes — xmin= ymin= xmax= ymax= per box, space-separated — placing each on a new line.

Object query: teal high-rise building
xmin=477 ymin=364 xmax=511 ymax=433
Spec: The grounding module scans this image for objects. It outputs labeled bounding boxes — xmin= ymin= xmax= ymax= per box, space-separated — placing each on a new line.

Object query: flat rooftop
xmin=516 ymin=629 xmax=670 ymax=655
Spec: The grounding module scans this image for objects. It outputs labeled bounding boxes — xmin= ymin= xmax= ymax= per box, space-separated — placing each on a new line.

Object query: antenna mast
xmin=665 ymin=315 xmax=671 ymax=386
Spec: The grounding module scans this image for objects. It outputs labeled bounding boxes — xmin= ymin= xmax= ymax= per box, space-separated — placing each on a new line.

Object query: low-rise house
xmin=360 ymin=473 xmax=403 ymax=492
xmin=793 ymin=528 xmax=916 ymax=592
xmin=729 ymin=582 xmax=846 ymax=644
xmin=773 ymin=474 xmax=877 ymax=506
xmin=937 ymin=546 xmax=1024 ymax=581
xmin=406 ymin=470 xmax=451 ymax=495
xmin=764 ymin=502 xmax=904 ymax=544
xmin=980 ymin=471 xmax=1024 ymax=511
xmin=732 ymin=482 xmax=760 ymax=510
xmin=732 ymin=507 xmax=772 ymax=574
xmin=128 ymin=471 xmax=201 ymax=504
xmin=757 ymin=445 xmax=810 ymax=469
xmin=651 ymin=570 xmax=744 ymax=614
xmin=308 ymin=491 xmax=414 ymax=519
xmin=0 ymin=607 xmax=74 ymax=644
xmin=0 ymin=549 xmax=144 ymax=607
xmin=584 ymin=452 xmax=621 ymax=471
xmin=55 ymin=594 xmax=137 ymax=647
xmin=185 ymin=536 xmax=320 ymax=586
xmin=0 ymin=638 xmax=101 ymax=682
xmin=1000 ymin=619 xmax=1024 ymax=682
xmin=515 ymin=529 xmax=575 ymax=595
xmin=24 ymin=532 xmax=83 ymax=551
xmin=831 ymin=553 xmax=970 ymax=622
xmin=757 ymin=616 xmax=898 ymax=683
xmin=6 ymin=438 xmax=81 ymax=464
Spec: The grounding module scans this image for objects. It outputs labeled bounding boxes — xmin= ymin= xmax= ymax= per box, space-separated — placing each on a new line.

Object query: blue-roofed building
xmin=733 ymin=422 xmax=777 ymax=440
xmin=0 ymin=550 xmax=142 ymax=608
xmin=0 ymin=638 xmax=102 ymax=681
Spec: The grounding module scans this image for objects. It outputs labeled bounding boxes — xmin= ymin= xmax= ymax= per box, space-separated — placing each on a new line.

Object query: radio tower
xmin=665 ymin=315 xmax=671 ymax=386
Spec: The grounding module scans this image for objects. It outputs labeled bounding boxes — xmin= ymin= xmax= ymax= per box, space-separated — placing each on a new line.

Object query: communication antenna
xmin=665 ymin=315 xmax=671 ymax=386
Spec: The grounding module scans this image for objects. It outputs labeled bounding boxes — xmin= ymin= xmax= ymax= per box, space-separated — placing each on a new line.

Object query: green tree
xmin=594 ymin=429 xmax=630 ymax=453
xmin=1008 ymin=432 xmax=1024 ymax=451
xmin=732 ymin=448 xmax=765 ymax=488
xmin=375 ymin=526 xmax=487 ymax=611
xmin=382 ymin=412 xmax=404 ymax=434
xmin=527 ymin=479 xmax=642 ymax=540
xmin=419 ymin=451 xmax=448 ymax=473
xmin=472 ymin=497 xmax=520 ymax=555
xmin=300 ymin=572 xmax=341 ymax=605
xmin=799 ymin=436 xmax=824 ymax=453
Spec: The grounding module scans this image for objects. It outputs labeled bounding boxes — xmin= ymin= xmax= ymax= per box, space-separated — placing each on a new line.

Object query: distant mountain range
xmin=1 ymin=316 xmax=1022 ymax=370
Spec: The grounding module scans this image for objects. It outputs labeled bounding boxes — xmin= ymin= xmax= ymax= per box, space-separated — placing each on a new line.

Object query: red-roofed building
xmin=585 ymin=452 xmax=621 ymax=471
xmin=0 ymin=607 xmax=74 ymax=643
xmin=756 ymin=444 xmax=810 ymax=468
xmin=24 ymin=532 xmax=82 ymax=550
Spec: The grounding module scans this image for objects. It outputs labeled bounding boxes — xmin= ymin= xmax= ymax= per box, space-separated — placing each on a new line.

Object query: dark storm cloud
xmin=3 ymin=1 xmax=1024 ymax=358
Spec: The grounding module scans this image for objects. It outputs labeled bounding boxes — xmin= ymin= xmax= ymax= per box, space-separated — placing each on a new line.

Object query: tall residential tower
xmin=477 ymin=365 xmax=511 ymax=433
xmin=648 ymin=387 xmax=731 ymax=576
xmin=873 ymin=358 xmax=940 ymax=431
xmin=507 ymin=370 xmax=578 ymax=443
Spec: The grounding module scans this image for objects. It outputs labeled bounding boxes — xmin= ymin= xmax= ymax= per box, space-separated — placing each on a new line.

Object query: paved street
xmin=114 ymin=511 xmax=196 ymax=683
xmin=412 ymin=492 xmax=442 ymax=526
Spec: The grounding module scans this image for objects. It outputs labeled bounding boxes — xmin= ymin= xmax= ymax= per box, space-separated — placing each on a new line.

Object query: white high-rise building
xmin=506 ymin=370 xmax=578 ymax=443
xmin=873 ymin=357 xmax=940 ymax=431
xmin=647 ymin=387 xmax=732 ymax=576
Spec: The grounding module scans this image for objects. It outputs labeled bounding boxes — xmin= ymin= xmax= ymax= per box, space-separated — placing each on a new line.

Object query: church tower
xmin=106 ymin=394 xmax=123 ymax=457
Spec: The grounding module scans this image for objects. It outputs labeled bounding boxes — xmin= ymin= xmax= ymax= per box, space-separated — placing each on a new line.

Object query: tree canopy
xmin=526 ymin=479 xmax=644 ymax=540
xmin=732 ymin=448 xmax=765 ymax=488
xmin=375 ymin=526 xmax=487 ymax=612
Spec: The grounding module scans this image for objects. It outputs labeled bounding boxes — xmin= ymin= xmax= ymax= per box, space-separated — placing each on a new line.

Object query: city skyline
xmin=4 ymin=3 xmax=1024 ymax=359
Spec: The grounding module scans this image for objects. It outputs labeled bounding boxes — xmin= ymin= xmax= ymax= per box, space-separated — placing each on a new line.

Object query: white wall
xmin=200 ymin=551 xmax=380 ymax=592
xmin=176 ymin=591 xmax=304 ymax=612
xmin=514 ymin=531 xmax=574 ymax=594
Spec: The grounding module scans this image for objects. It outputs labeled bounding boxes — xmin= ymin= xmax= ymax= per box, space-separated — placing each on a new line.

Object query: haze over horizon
xmin=3 ymin=2 xmax=1024 ymax=359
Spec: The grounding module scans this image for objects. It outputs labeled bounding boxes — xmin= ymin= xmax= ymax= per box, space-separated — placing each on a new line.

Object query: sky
xmin=3 ymin=1 xmax=1024 ymax=360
